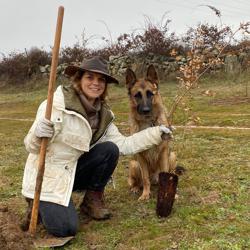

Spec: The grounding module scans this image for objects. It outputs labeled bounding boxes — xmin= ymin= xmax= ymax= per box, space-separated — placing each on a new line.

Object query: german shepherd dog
xmin=126 ymin=65 xmax=176 ymax=201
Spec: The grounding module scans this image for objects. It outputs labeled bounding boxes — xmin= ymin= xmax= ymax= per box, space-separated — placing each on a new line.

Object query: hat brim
xmin=64 ymin=65 xmax=119 ymax=84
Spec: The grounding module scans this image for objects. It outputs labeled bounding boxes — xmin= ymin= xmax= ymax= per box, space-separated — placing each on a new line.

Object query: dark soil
xmin=0 ymin=204 xmax=34 ymax=250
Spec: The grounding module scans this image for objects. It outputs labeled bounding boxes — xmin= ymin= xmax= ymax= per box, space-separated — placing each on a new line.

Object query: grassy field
xmin=0 ymin=74 xmax=249 ymax=250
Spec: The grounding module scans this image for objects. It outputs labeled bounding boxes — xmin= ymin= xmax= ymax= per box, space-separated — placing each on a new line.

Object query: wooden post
xmin=29 ymin=6 xmax=64 ymax=235
xmin=156 ymin=172 xmax=178 ymax=217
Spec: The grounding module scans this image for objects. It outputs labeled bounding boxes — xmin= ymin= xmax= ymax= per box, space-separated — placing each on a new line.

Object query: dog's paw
xmin=138 ymin=193 xmax=150 ymax=201
xmin=130 ymin=186 xmax=140 ymax=194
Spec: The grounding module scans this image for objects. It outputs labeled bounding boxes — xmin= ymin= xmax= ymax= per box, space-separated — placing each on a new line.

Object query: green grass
xmin=0 ymin=74 xmax=250 ymax=249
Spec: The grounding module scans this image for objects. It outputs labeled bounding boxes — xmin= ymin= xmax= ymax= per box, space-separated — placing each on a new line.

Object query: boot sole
xmin=80 ymin=206 xmax=111 ymax=220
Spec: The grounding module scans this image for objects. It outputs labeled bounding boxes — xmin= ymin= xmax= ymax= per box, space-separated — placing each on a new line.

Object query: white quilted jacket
xmin=22 ymin=85 xmax=162 ymax=206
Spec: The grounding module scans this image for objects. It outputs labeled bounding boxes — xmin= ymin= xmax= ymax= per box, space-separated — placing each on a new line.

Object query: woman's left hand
xmin=159 ymin=125 xmax=173 ymax=140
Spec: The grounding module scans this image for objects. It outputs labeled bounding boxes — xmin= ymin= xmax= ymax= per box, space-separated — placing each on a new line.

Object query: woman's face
xmin=80 ymin=71 xmax=106 ymax=103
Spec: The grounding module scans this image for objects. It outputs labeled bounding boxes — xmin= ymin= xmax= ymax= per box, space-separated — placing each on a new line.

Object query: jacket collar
xmin=62 ymin=84 xmax=88 ymax=119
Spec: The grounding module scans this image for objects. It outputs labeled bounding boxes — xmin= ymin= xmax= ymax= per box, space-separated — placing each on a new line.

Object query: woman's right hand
xmin=34 ymin=118 xmax=54 ymax=138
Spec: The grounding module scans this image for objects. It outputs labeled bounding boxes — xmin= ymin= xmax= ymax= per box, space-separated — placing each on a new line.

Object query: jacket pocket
xmin=61 ymin=133 xmax=90 ymax=152
xmin=42 ymin=164 xmax=70 ymax=194
xmin=26 ymin=163 xmax=71 ymax=195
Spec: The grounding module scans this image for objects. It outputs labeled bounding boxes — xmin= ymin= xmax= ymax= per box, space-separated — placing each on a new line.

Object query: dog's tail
xmin=174 ymin=165 xmax=186 ymax=176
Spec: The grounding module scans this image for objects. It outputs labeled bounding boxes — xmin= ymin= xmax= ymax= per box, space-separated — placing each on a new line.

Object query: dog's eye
xmin=146 ymin=90 xmax=154 ymax=98
xmin=134 ymin=92 xmax=142 ymax=99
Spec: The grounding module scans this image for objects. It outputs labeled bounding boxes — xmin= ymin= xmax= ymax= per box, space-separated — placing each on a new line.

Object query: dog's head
xmin=126 ymin=65 xmax=159 ymax=117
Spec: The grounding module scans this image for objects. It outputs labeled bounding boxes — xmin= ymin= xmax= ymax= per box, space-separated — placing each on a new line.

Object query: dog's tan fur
xmin=126 ymin=65 xmax=176 ymax=201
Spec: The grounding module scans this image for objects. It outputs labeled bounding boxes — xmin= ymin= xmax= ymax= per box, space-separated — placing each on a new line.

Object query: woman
xmin=21 ymin=56 xmax=172 ymax=237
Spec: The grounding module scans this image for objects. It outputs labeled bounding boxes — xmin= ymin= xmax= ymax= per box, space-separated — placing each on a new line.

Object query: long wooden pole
xmin=29 ymin=6 xmax=64 ymax=235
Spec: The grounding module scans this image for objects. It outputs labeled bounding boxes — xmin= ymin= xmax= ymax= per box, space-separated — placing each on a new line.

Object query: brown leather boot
xmin=80 ymin=190 xmax=111 ymax=220
xmin=20 ymin=198 xmax=33 ymax=231
xmin=20 ymin=198 xmax=41 ymax=231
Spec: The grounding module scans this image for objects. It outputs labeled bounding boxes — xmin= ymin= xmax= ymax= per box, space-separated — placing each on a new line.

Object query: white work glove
xmin=159 ymin=125 xmax=173 ymax=140
xmin=34 ymin=118 xmax=54 ymax=138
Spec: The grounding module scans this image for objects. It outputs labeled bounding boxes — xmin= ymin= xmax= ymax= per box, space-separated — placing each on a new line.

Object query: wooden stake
xmin=29 ymin=6 xmax=64 ymax=235
xmin=156 ymin=172 xmax=178 ymax=217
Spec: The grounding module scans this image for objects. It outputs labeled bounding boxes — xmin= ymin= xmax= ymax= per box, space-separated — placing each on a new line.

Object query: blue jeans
xmin=38 ymin=141 xmax=119 ymax=237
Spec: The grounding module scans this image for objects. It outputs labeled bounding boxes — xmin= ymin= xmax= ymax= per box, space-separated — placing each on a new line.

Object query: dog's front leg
xmin=138 ymin=164 xmax=151 ymax=201
xmin=128 ymin=160 xmax=141 ymax=194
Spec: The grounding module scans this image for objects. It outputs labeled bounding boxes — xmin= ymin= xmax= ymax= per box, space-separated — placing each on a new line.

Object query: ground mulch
xmin=0 ymin=204 xmax=34 ymax=250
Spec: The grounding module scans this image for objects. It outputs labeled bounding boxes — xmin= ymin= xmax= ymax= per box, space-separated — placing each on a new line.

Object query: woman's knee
xmin=46 ymin=220 xmax=78 ymax=237
xmin=61 ymin=220 xmax=78 ymax=237
xmin=97 ymin=141 xmax=119 ymax=160
xmin=39 ymin=200 xmax=78 ymax=237
xmin=106 ymin=141 xmax=119 ymax=158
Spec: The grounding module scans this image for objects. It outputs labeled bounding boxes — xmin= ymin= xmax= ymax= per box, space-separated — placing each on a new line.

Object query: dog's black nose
xmin=142 ymin=107 xmax=151 ymax=114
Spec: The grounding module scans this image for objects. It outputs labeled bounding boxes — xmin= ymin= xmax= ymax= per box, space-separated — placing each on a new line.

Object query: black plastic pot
xmin=156 ymin=172 xmax=179 ymax=217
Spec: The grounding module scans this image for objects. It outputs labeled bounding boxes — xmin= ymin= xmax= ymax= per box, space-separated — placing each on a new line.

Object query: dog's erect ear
xmin=125 ymin=68 xmax=137 ymax=90
xmin=146 ymin=65 xmax=158 ymax=85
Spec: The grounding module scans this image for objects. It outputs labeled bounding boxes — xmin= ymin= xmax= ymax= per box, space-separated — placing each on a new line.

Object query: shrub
xmin=26 ymin=47 xmax=51 ymax=75
xmin=0 ymin=52 xmax=30 ymax=83
xmin=0 ymin=47 xmax=50 ymax=84
xmin=182 ymin=23 xmax=232 ymax=50
xmin=60 ymin=44 xmax=89 ymax=63
xmin=92 ymin=15 xmax=179 ymax=57
xmin=90 ymin=33 xmax=136 ymax=59
xmin=134 ymin=23 xmax=178 ymax=56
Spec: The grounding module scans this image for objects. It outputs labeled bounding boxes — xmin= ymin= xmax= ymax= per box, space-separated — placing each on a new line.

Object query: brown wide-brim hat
xmin=64 ymin=56 xmax=119 ymax=84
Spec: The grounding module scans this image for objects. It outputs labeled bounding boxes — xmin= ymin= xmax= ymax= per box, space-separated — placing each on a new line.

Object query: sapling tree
xmin=167 ymin=21 xmax=250 ymax=126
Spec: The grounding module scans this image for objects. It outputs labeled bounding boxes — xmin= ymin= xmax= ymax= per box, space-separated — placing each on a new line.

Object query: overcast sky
xmin=0 ymin=0 xmax=249 ymax=56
